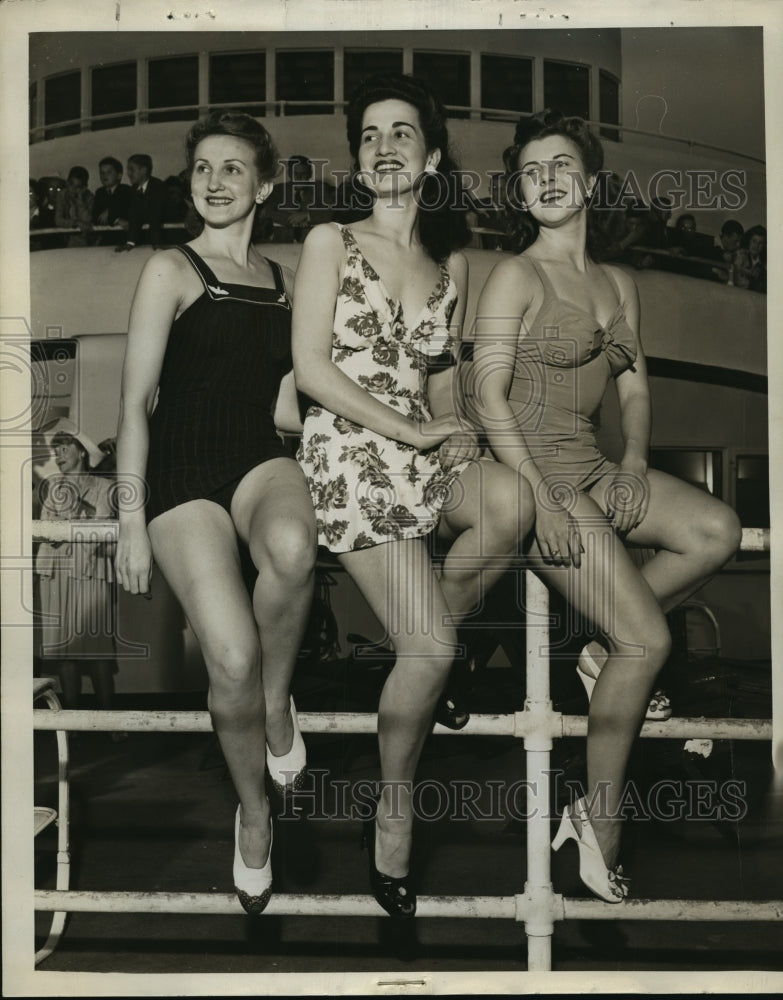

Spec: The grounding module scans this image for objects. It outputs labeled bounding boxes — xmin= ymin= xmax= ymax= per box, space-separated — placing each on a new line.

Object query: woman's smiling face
xmin=356 ymin=99 xmax=439 ymax=195
xmin=190 ymin=134 xmax=269 ymax=226
xmin=517 ymin=134 xmax=594 ymax=222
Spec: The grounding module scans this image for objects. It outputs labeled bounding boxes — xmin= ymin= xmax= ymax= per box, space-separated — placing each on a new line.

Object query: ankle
xmin=239 ymin=798 xmax=270 ymax=827
xmin=374 ymin=823 xmax=412 ymax=878
xmin=264 ymin=693 xmax=292 ymax=721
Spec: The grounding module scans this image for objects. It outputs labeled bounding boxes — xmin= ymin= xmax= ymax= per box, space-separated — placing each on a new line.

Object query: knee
xmin=636 ymin=615 xmax=672 ymax=671
xmin=395 ymin=628 xmax=457 ymax=679
xmin=254 ymin=516 xmax=317 ymax=583
xmin=609 ymin=611 xmax=671 ymax=671
xmin=699 ymin=503 xmax=742 ymax=567
xmin=206 ymin=640 xmax=260 ymax=695
xmin=482 ymin=477 xmax=535 ymax=552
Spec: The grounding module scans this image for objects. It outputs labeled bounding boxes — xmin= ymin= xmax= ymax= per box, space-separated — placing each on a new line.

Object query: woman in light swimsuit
xmin=473 ymin=111 xmax=741 ymax=902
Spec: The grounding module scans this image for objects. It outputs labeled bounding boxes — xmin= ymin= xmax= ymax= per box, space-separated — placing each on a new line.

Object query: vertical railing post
xmin=521 ymin=569 xmax=555 ymax=971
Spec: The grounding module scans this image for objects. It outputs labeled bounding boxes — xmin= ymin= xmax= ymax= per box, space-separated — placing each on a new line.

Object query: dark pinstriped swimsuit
xmin=145 ymin=245 xmax=292 ymax=523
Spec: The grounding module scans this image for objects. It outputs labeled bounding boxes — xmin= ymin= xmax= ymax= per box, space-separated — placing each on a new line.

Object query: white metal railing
xmin=31 ymin=521 xmax=776 ymax=971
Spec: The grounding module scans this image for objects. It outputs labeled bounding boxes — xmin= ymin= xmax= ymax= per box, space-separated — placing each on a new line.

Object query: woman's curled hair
xmin=345 ymin=73 xmax=470 ymax=263
xmin=184 ymin=110 xmax=280 ymax=241
xmin=502 ymin=110 xmax=621 ymax=261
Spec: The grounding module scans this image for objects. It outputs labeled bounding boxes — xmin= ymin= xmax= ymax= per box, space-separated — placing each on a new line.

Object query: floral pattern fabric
xmin=298 ymin=224 xmax=463 ymax=552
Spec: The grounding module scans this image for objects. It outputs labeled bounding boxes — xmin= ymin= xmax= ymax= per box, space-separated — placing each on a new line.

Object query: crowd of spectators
xmin=29 ymin=149 xmax=767 ymax=294
xmin=30 ymin=153 xmax=194 ymax=251
xmin=593 ymin=191 xmax=767 ymax=293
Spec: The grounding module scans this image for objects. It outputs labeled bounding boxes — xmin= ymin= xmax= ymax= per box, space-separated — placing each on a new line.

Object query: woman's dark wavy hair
xmin=345 ymin=73 xmax=470 ymax=263
xmin=184 ymin=110 xmax=280 ymax=240
xmin=502 ymin=110 xmax=622 ymax=261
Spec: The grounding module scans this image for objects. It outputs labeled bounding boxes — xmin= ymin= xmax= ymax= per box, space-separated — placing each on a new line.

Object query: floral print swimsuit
xmin=297 ymin=224 xmax=464 ymax=552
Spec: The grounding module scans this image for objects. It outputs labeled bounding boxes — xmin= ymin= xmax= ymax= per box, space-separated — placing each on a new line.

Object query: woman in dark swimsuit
xmin=473 ymin=111 xmax=741 ymax=902
xmin=115 ymin=111 xmax=317 ymax=914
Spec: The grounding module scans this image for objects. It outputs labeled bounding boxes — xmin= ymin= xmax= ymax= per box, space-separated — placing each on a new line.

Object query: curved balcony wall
xmin=29 ymin=28 xmax=765 ymax=234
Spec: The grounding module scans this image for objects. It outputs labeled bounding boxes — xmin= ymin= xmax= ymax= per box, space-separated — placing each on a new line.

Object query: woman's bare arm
xmin=292 ymin=224 xmax=459 ymax=450
xmin=114 ymin=251 xmax=185 ymax=592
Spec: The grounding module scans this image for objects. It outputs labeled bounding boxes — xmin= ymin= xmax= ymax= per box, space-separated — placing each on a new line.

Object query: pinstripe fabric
xmin=145 ymin=245 xmax=292 ymax=522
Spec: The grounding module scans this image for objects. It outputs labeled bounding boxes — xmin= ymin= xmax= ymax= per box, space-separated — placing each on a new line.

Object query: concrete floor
xmin=32 ymin=653 xmax=782 ymax=980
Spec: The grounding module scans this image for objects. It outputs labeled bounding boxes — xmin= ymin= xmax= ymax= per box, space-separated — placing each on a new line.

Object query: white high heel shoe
xmin=266 ymin=696 xmax=307 ymax=795
xmin=577 ymin=645 xmax=672 ymax=721
xmin=551 ymin=797 xmax=630 ymax=903
xmin=233 ymin=805 xmax=273 ymax=915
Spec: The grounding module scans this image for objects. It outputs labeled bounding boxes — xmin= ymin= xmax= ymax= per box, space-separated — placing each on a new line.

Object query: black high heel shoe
xmin=434 ymin=629 xmax=490 ymax=730
xmin=361 ymin=802 xmax=416 ymax=918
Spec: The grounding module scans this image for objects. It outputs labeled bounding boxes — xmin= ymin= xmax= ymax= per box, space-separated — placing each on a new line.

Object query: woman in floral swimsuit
xmin=294 ymin=74 xmax=534 ymax=916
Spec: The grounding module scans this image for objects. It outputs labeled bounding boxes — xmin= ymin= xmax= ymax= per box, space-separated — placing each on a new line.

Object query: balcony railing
xmin=30 ymin=101 xmax=765 ymax=167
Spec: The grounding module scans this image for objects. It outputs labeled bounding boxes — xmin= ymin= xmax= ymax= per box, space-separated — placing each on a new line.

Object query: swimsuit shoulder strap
xmin=598 ymin=262 xmax=623 ymax=303
xmin=175 ymin=244 xmax=225 ymax=299
xmin=264 ymin=257 xmax=288 ymax=298
xmin=526 ymin=257 xmax=558 ymax=302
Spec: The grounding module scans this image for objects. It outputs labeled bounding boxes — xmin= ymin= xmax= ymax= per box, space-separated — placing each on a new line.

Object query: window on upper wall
xmin=543 ymin=60 xmax=590 ymax=121
xmin=649 ymin=448 xmax=723 ymax=498
xmin=344 ymin=49 xmax=403 ymax=104
xmin=210 ymin=51 xmax=267 ymax=116
xmin=731 ymin=451 xmax=769 ymax=564
xmin=412 ymin=51 xmax=470 ymax=118
xmin=599 ymin=70 xmax=620 ymax=141
xmin=275 ymin=50 xmax=334 ymax=115
xmin=480 ymin=53 xmax=533 ymax=121
xmin=44 ymin=71 xmax=80 ymax=139
xmin=735 ymin=454 xmax=769 ymax=528
xmin=29 ymin=81 xmax=37 ymax=134
xmin=91 ymin=61 xmax=136 ymax=131
xmin=30 ymin=340 xmax=78 ymax=433
xmin=148 ymin=55 xmax=199 ymax=123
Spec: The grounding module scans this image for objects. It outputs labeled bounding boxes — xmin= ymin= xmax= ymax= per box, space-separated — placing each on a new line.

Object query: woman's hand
xmin=535 ymin=501 xmax=582 ymax=568
xmin=438 ymin=428 xmax=482 ymax=470
xmin=115 ymin=521 xmax=153 ymax=596
xmin=606 ymin=460 xmax=650 ymax=535
xmin=412 ymin=412 xmax=463 ymax=451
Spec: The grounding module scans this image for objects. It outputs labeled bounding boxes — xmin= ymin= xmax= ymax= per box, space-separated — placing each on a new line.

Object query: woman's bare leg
xmin=339 ymin=538 xmax=456 ymax=878
xmin=438 ymin=459 xmax=535 ymax=620
xmin=618 ymin=469 xmax=741 ymax=610
xmin=582 ymin=469 xmax=742 ymax=666
xmin=231 ymin=458 xmax=317 ymax=757
xmin=149 ymin=501 xmax=270 ymax=868
xmin=530 ymin=491 xmax=672 ymax=867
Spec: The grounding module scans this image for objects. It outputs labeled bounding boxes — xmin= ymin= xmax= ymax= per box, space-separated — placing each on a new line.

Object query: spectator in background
xmin=30 ymin=179 xmax=45 ymax=251
xmin=675 ymin=212 xmax=696 ymax=234
xmin=739 ymin=224 xmax=767 ymax=293
xmin=37 ymin=176 xmax=67 ymax=231
xmin=667 ymin=213 xmax=697 ymax=255
xmin=161 ymin=175 xmax=191 ymax=245
xmin=619 ymin=203 xmax=659 ymax=269
xmin=30 ymin=178 xmax=42 ymax=225
xmin=709 ymin=219 xmax=745 ymax=284
xmin=264 ymin=154 xmax=334 ymax=242
xmin=54 ymin=166 xmax=94 ymax=247
xmin=115 ymin=153 xmax=166 ymax=252
xmin=648 ymin=196 xmax=672 ymax=244
xmin=35 ymin=420 xmax=123 ymax=735
xmin=92 ymin=156 xmax=131 ymax=245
